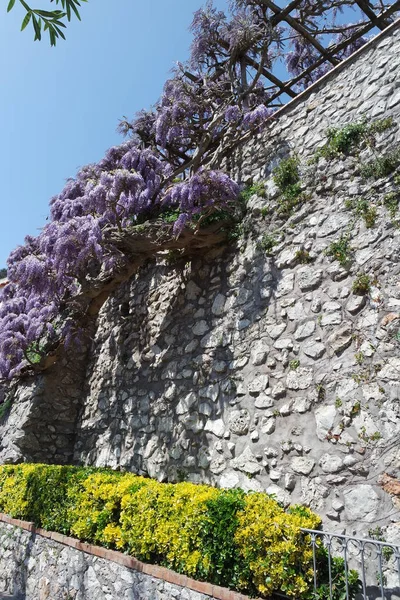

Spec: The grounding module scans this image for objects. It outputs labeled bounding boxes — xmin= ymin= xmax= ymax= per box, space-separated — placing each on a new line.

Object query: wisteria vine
xmin=1 ymin=0 xmax=398 ymax=380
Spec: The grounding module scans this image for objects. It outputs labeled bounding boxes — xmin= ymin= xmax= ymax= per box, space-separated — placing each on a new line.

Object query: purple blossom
xmin=1 ymin=0 xmax=379 ymax=380
xmin=225 ymin=105 xmax=241 ymax=122
xmin=242 ymin=104 xmax=272 ymax=130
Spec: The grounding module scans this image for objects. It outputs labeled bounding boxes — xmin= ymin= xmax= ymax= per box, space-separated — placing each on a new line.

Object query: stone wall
xmin=1 ymin=20 xmax=400 ymax=547
xmin=0 ymin=516 xmax=249 ymax=600
xmin=73 ymin=22 xmax=400 ymax=541
xmin=0 ymin=344 xmax=90 ymax=465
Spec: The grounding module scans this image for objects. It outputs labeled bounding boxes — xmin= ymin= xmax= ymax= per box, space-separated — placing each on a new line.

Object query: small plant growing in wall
xmin=383 ymin=189 xmax=400 ymax=220
xmin=289 ymin=359 xmax=300 ymax=370
xmin=345 ymin=197 xmax=377 ymax=228
xmin=360 ymin=145 xmax=400 ymax=179
xmin=350 ymin=401 xmax=361 ymax=417
xmin=316 ymin=384 xmax=326 ymax=402
xmin=352 ymin=273 xmax=371 ymax=295
xmin=358 ymin=426 xmax=382 ymax=443
xmin=239 ymin=181 xmax=266 ymax=203
xmin=325 ymin=234 xmax=352 ymax=267
xmin=319 ymin=121 xmax=369 ymax=158
xmin=258 ymin=233 xmax=277 ymax=255
xmin=354 ymin=351 xmax=364 ymax=365
xmin=272 ymin=155 xmax=305 ymax=215
xmin=295 ymin=249 xmax=313 ymax=264
xmin=312 ymin=117 xmax=394 ymax=161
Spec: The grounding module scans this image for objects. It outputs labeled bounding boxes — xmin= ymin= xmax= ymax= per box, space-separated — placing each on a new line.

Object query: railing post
xmin=300 ymin=527 xmax=400 ymax=600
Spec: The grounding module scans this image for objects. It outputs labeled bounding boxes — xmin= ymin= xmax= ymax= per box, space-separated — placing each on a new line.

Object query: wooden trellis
xmin=241 ymin=0 xmax=400 ymax=105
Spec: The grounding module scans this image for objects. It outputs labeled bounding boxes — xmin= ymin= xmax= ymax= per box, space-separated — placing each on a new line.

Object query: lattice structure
xmin=238 ymin=0 xmax=400 ymax=105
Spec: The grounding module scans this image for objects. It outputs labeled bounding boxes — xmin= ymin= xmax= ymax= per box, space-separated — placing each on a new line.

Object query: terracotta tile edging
xmin=0 ymin=513 xmax=260 ymax=600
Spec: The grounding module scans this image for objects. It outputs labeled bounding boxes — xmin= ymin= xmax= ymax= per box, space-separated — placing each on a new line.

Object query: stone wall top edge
xmin=261 ymin=17 xmax=400 ymax=128
xmin=0 ymin=513 xmax=260 ymax=600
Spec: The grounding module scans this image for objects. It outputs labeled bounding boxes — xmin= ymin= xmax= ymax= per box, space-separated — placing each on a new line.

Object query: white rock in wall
xmin=211 ymin=293 xmax=226 ymax=316
xmin=379 ymin=358 xmax=400 ymax=380
xmin=315 ymin=405 xmax=337 ymax=440
xmin=254 ymin=394 xmax=274 ymax=409
xmin=266 ymin=484 xmax=291 ymax=507
xmin=220 ymin=470 xmax=240 ymax=489
xmin=248 ymin=375 xmax=269 ymax=394
xmin=204 ymin=419 xmax=225 ymax=438
xmin=267 ymin=323 xmax=287 ymax=339
xmin=228 ymin=409 xmax=251 ymax=435
xmin=199 ymin=383 xmax=219 ymax=402
xmin=300 ymin=477 xmax=329 ymax=511
xmin=319 ymin=453 xmax=344 ymax=473
xmin=343 ymin=485 xmax=380 ymax=522
xmin=291 ymin=457 xmax=315 ymax=475
xmin=294 ymin=321 xmax=316 ymax=341
xmin=231 ymin=447 xmax=262 ymax=475
xmin=317 ymin=213 xmax=350 ymax=237
xmin=303 ymin=341 xmax=325 ymax=359
xmin=286 ymin=368 xmax=313 ymax=390
xmin=193 ymin=320 xmax=209 ymax=336
xmin=297 ymin=268 xmax=323 ymax=292
xmin=287 ymin=301 xmax=306 ymax=320
xmin=276 ymin=273 xmax=295 ymax=297
xmin=185 ymin=280 xmax=201 ymax=300
xmin=176 ymin=392 xmax=197 ymax=415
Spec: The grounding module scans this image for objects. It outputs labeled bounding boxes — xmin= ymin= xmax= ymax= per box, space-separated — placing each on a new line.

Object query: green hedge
xmin=0 ymin=464 xmax=360 ymax=598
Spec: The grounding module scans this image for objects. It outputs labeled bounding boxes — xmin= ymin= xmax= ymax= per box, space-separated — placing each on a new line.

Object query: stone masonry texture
xmin=1 ymin=19 xmax=400 ymax=596
xmin=0 ymin=518 xmax=250 ymax=600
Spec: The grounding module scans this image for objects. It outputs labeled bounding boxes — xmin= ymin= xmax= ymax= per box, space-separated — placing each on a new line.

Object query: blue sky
xmin=0 ymin=0 xmax=371 ymax=268
xmin=0 ymin=0 xmax=229 ymax=267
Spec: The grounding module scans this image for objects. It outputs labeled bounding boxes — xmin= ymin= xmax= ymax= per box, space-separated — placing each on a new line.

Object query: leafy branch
xmin=7 ymin=0 xmax=87 ymax=45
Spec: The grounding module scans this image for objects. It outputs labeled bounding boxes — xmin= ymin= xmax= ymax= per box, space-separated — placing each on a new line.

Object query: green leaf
xmin=20 ymin=11 xmax=32 ymax=31
xmin=35 ymin=10 xmax=64 ymax=18
xmin=49 ymin=28 xmax=56 ymax=46
xmin=32 ymin=14 xmax=41 ymax=41
xmin=69 ymin=1 xmax=81 ymax=21
xmin=7 ymin=0 xmax=16 ymax=13
xmin=53 ymin=24 xmax=66 ymax=39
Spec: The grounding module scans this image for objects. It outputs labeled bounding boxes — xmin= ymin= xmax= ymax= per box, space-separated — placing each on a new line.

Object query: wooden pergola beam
xmin=355 ymin=0 xmax=393 ymax=29
xmin=269 ymin=0 xmax=303 ymax=25
xmin=184 ymin=1 xmax=400 ymax=112
xmin=266 ymin=0 xmax=400 ymax=102
xmin=258 ymin=0 xmax=339 ymax=65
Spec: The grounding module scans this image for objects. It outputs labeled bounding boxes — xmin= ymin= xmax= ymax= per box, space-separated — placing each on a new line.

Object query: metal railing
xmin=301 ymin=528 xmax=400 ymax=600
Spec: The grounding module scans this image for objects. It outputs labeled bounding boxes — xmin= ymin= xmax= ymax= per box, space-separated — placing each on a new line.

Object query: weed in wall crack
xmin=345 ymin=197 xmax=377 ymax=228
xmin=311 ymin=117 xmax=395 ymax=162
xmin=239 ymin=181 xmax=266 ymax=203
xmin=295 ymin=249 xmax=313 ymax=264
xmin=352 ymin=273 xmax=371 ymax=295
xmin=273 ymin=155 xmax=305 ymax=216
xmin=325 ymin=233 xmax=353 ymax=268
xmin=258 ymin=233 xmax=277 ymax=255
xmin=383 ymin=190 xmax=400 ymax=220
xmin=360 ymin=145 xmax=400 ymax=179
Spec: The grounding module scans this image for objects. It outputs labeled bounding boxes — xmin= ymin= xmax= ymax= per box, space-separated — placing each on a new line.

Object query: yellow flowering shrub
xmin=0 ymin=464 xmax=359 ymax=599
xmin=234 ymin=494 xmax=321 ymax=597
xmin=119 ymin=481 xmax=219 ymax=576
xmin=0 ymin=464 xmax=38 ymax=517
xmin=68 ymin=471 xmax=147 ymax=544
